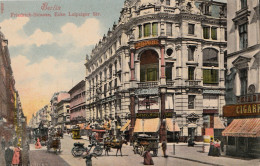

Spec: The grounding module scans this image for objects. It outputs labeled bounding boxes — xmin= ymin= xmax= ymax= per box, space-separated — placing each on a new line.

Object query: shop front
xmin=222 ymin=102 xmax=260 ymax=158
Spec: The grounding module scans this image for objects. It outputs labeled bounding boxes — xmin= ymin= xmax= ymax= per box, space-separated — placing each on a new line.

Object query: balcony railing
xmin=185 ymin=80 xmax=201 ymax=86
xmin=237 ymin=93 xmax=260 ymax=104
xmin=138 ymin=81 xmax=158 ymax=88
xmin=166 ymin=81 xmax=174 ymax=87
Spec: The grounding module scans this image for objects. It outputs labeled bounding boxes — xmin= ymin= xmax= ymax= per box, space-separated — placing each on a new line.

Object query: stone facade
xmin=85 ymin=0 xmax=227 ymax=141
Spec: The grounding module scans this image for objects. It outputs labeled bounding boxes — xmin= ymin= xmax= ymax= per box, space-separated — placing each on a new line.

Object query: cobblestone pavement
xmin=28 ymin=135 xmax=260 ymax=166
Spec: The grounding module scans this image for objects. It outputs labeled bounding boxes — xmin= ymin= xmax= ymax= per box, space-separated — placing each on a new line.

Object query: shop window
xmin=188 ymin=67 xmax=195 ymax=80
xmin=166 ymin=63 xmax=173 ymax=81
xmin=166 ymin=23 xmax=172 ymax=36
xmin=203 ymin=48 xmax=219 ymax=67
xmin=188 ymin=95 xmax=195 ymax=109
xmin=239 ymin=23 xmax=248 ymax=50
xmin=188 ymin=24 xmax=195 ymax=35
xmin=140 ymin=50 xmax=159 ymax=82
xmin=203 ymin=69 xmax=219 ymax=84
xmin=138 ymin=25 xmax=142 ymax=38
xmin=152 ymin=23 xmax=158 ymax=36
xmin=211 ymin=27 xmax=217 ymax=40
xmin=203 ymin=26 xmax=210 ymax=39
xmin=241 ymin=0 xmax=247 ymax=9
xmin=144 ymin=23 xmax=151 ymax=37
xmin=188 ymin=46 xmax=195 ymax=61
xmin=240 ymin=68 xmax=248 ymax=95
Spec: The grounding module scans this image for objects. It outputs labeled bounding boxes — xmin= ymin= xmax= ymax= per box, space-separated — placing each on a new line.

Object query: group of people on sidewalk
xmin=1 ymin=137 xmax=30 ymax=166
xmin=208 ymin=138 xmax=221 ymax=157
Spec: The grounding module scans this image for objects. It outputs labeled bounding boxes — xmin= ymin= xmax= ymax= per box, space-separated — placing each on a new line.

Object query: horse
xmin=104 ymin=138 xmax=128 ymax=156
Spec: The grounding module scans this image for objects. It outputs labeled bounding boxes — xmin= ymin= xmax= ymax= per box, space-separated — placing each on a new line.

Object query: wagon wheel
xmin=93 ymin=147 xmax=103 ymax=156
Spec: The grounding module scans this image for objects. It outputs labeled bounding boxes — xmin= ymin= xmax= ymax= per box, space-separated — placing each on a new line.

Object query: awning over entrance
xmin=214 ymin=117 xmax=225 ymax=129
xmin=134 ymin=118 xmax=160 ymax=133
xmin=222 ymin=118 xmax=260 ymax=137
xmin=65 ymin=125 xmax=71 ymax=129
xmin=166 ymin=118 xmax=180 ymax=132
xmin=120 ymin=120 xmax=131 ymax=132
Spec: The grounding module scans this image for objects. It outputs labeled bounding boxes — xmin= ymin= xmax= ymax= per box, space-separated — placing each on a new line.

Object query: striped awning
xmin=134 ymin=118 xmax=160 ymax=133
xmin=214 ymin=116 xmax=225 ymax=129
xmin=166 ymin=118 xmax=180 ymax=132
xmin=120 ymin=120 xmax=131 ymax=132
xmin=222 ymin=118 xmax=260 ymax=137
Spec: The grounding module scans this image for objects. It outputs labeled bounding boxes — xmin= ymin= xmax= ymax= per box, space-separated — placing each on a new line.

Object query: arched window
xmin=140 ymin=50 xmax=159 ymax=82
xmin=203 ymin=48 xmax=218 ymax=67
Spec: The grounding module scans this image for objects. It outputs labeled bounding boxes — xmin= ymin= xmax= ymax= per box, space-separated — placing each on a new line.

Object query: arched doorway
xmin=140 ymin=50 xmax=159 ymax=82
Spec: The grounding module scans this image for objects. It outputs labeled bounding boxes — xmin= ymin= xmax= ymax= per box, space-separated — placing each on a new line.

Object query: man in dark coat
xmin=161 ymin=140 xmax=167 ymax=157
xmin=143 ymin=150 xmax=154 ymax=165
xmin=208 ymin=137 xmax=214 ymax=156
xmin=1 ymin=137 xmax=6 ymax=150
xmin=5 ymin=144 xmax=13 ymax=166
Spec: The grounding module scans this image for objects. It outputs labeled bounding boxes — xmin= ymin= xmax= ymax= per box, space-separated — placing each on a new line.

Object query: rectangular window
xmin=152 ymin=23 xmax=158 ymax=36
xmin=239 ymin=23 xmax=248 ymax=50
xmin=241 ymin=0 xmax=247 ymax=9
xmin=211 ymin=27 xmax=217 ymax=40
xmin=166 ymin=0 xmax=170 ymax=5
xmin=203 ymin=69 xmax=219 ymax=84
xmin=240 ymin=68 xmax=248 ymax=95
xmin=140 ymin=67 xmax=146 ymax=82
xmin=188 ymin=67 xmax=195 ymax=80
xmin=166 ymin=23 xmax=172 ymax=36
xmin=188 ymin=46 xmax=195 ymax=61
xmin=144 ymin=23 xmax=151 ymax=37
xmin=203 ymin=27 xmax=210 ymax=39
xmin=166 ymin=63 xmax=173 ymax=81
xmin=225 ymin=28 xmax=227 ymax=41
xmin=188 ymin=95 xmax=195 ymax=109
xmin=138 ymin=25 xmax=142 ymax=38
xmin=188 ymin=24 xmax=195 ymax=35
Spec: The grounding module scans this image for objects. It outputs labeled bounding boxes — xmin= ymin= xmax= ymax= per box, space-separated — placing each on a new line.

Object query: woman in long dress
xmin=208 ymin=138 xmax=214 ymax=156
xmin=12 ymin=146 xmax=21 ymax=166
xmin=35 ymin=138 xmax=42 ymax=149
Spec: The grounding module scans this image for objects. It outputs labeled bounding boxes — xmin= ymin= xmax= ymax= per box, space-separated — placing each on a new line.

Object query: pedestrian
xmin=12 ymin=145 xmax=21 ymax=166
xmin=208 ymin=137 xmax=214 ymax=156
xmin=1 ymin=137 xmax=6 ymax=150
xmin=188 ymin=135 xmax=195 ymax=147
xmin=5 ymin=143 xmax=13 ymax=166
xmin=214 ymin=139 xmax=221 ymax=157
xmin=161 ymin=139 xmax=167 ymax=157
xmin=175 ymin=133 xmax=180 ymax=144
xmin=83 ymin=152 xmax=97 ymax=166
xmin=143 ymin=150 xmax=154 ymax=165
xmin=35 ymin=138 xmax=42 ymax=149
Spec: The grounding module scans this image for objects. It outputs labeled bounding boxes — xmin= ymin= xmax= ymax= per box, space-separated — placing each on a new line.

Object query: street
xmin=29 ymin=135 xmax=260 ymax=166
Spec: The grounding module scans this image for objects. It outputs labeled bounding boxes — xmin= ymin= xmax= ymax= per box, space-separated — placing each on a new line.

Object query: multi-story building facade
xmin=57 ymin=98 xmax=70 ymax=130
xmin=69 ymin=80 xmax=86 ymax=125
xmin=0 ymin=30 xmax=17 ymax=142
xmin=50 ymin=91 xmax=70 ymax=127
xmin=85 ymin=0 xmax=227 ymax=141
xmin=223 ymin=0 xmax=260 ymax=157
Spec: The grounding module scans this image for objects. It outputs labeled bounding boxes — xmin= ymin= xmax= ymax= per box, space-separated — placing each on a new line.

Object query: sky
xmin=0 ymin=0 xmax=124 ymax=121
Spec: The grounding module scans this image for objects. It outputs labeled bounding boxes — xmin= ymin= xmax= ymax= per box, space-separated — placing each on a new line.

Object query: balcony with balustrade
xmin=185 ymin=80 xmax=202 ymax=87
xmin=137 ymin=81 xmax=158 ymax=88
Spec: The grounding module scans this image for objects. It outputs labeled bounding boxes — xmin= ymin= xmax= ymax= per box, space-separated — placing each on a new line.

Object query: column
xmin=161 ymin=46 xmax=166 ymax=78
xmin=160 ymin=89 xmax=167 ymax=142
xmin=129 ymin=92 xmax=135 ymax=142
xmin=130 ymin=50 xmax=135 ymax=81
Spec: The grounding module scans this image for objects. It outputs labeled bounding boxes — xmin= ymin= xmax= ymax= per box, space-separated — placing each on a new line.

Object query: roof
xmin=68 ymin=80 xmax=85 ymax=94
xmin=222 ymin=118 xmax=260 ymax=137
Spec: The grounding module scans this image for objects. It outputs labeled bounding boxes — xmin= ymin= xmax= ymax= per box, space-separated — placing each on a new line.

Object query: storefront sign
xmin=136 ymin=113 xmax=159 ymax=118
xmin=203 ymin=89 xmax=222 ymax=94
xmin=134 ymin=40 xmax=160 ymax=49
xmin=163 ymin=112 xmax=176 ymax=118
xmin=223 ymin=103 xmax=260 ymax=117
xmin=135 ymin=88 xmax=158 ymax=95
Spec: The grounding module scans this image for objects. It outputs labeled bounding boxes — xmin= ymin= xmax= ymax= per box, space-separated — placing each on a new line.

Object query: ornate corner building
xmin=85 ymin=0 xmax=227 ymax=141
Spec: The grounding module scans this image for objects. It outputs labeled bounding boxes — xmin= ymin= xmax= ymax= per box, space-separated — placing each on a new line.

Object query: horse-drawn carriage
xmin=47 ymin=136 xmax=61 ymax=153
xmin=133 ymin=134 xmax=159 ymax=157
xmin=33 ymin=123 xmax=48 ymax=146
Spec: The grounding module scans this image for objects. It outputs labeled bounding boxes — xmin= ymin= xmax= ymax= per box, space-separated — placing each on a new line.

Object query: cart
xmin=71 ymin=126 xmax=81 ymax=139
xmin=33 ymin=124 xmax=48 ymax=146
xmin=47 ymin=136 xmax=61 ymax=153
xmin=133 ymin=135 xmax=159 ymax=157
